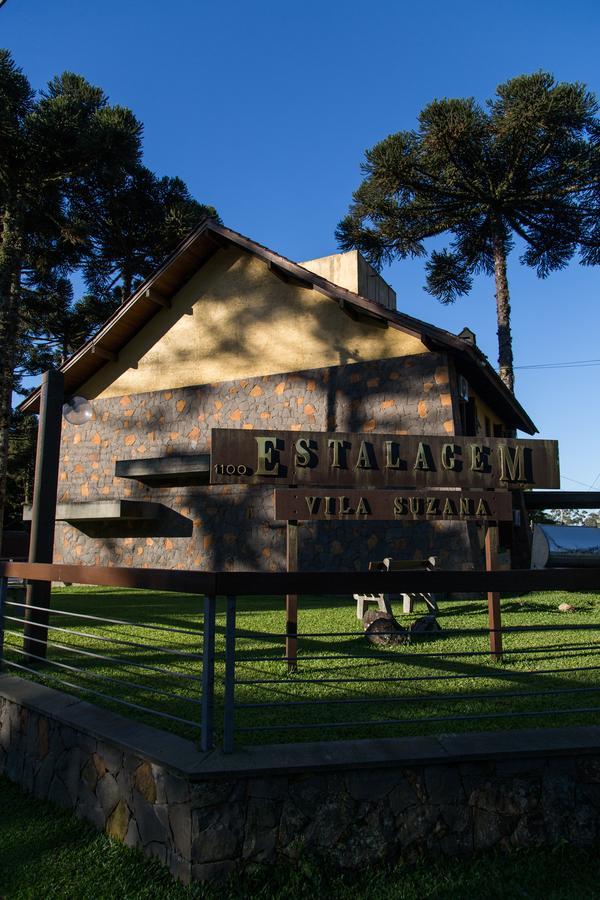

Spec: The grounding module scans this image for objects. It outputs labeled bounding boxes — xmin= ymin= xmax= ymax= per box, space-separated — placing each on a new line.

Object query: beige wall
xmin=473 ymin=390 xmax=505 ymax=436
xmin=83 ymin=248 xmax=426 ymax=400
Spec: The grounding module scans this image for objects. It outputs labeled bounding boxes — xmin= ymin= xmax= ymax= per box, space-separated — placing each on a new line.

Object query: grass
xmin=1 ymin=774 xmax=600 ymax=899
xmin=2 ymin=586 xmax=600 ymax=746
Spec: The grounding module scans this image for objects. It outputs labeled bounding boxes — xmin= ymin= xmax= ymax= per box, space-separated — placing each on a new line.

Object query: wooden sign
xmin=211 ymin=428 xmax=560 ymax=490
xmin=275 ymin=489 xmax=514 ymax=522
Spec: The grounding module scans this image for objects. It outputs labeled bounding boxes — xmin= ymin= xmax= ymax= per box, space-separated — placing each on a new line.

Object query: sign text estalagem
xmin=211 ymin=428 xmax=560 ymax=490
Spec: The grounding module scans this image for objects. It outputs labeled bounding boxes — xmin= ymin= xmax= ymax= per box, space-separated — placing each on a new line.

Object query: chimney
xmin=458 ymin=327 xmax=477 ymax=347
xmin=299 ymin=250 xmax=397 ymax=310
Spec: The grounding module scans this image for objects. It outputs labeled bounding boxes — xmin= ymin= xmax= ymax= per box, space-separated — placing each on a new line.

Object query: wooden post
xmin=485 ymin=523 xmax=503 ymax=660
xmin=286 ymin=519 xmax=298 ymax=672
xmin=23 ymin=370 xmax=64 ymax=664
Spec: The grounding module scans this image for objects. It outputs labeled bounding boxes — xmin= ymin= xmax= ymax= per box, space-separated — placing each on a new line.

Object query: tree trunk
xmin=491 ymin=226 xmax=514 ymax=393
xmin=0 ymin=207 xmax=24 ymax=546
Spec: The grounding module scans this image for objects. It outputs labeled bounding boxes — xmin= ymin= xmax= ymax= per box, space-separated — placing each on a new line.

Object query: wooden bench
xmin=354 ymin=557 xmax=438 ymax=619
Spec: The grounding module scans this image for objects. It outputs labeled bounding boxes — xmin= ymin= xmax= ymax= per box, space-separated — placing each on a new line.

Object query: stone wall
xmin=1 ymin=676 xmax=599 ymax=884
xmin=55 ymin=352 xmax=480 ymax=571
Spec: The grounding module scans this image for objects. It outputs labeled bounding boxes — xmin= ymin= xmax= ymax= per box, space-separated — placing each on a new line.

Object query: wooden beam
xmin=485 ymin=524 xmax=503 ymax=660
xmin=205 ymin=231 xmax=230 ymax=250
xmin=338 ymin=298 xmax=359 ymax=321
xmin=355 ymin=310 xmax=388 ymax=329
xmin=267 ymin=260 xmax=313 ymax=290
xmin=144 ymin=287 xmax=170 ymax=308
xmin=338 ymin=298 xmax=388 ymax=328
xmin=90 ymin=344 xmax=118 ymax=362
xmin=521 ymin=491 xmax=600 ymax=510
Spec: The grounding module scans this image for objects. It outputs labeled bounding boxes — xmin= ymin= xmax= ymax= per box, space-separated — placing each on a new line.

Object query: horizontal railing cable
xmin=234 ymin=644 xmax=600 ymax=663
xmin=5 ymin=600 xmax=201 ymax=637
xmin=2 ymin=614 xmax=202 ymax=659
xmin=3 ymin=631 xmax=200 ymax=681
xmin=234 ymin=663 xmax=600 ymax=686
xmin=235 ymin=705 xmax=600 ymax=733
xmin=3 ymin=640 xmax=199 ymax=706
xmin=2 ymin=658 xmax=200 ymax=728
xmin=236 ymin=684 xmax=600 ymax=709
xmin=286 ymin=624 xmax=600 ymax=639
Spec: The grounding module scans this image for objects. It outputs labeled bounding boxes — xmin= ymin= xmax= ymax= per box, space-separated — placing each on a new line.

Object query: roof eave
xmin=17 ymin=221 xmax=537 ymax=435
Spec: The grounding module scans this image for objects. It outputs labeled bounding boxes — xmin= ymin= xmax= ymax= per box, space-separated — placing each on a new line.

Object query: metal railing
xmin=1 ymin=561 xmax=600 ymax=754
xmin=0 ymin=565 xmax=217 ymax=750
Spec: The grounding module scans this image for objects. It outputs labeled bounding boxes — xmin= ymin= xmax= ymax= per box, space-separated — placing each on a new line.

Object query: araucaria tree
xmin=336 ymin=72 xmax=599 ymax=393
xmin=0 ymin=49 xmax=217 ymax=535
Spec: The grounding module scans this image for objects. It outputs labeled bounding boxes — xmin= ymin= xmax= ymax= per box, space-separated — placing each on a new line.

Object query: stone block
xmin=54 ymin=747 xmax=81 ymax=804
xmin=510 ymin=812 xmax=547 ymax=848
xmin=469 ymin=777 xmax=540 ymax=816
xmin=578 ymin=756 xmax=600 ymax=783
xmin=278 ymin=798 xmax=309 ymax=855
xmin=190 ymin=779 xmax=238 ymax=809
xmin=97 ymin=772 xmax=121 ymax=817
xmin=568 ymin=797 xmax=597 ymax=847
xmin=192 ymin=802 xmax=245 ymax=863
xmin=425 ymin=765 xmax=465 ymax=805
xmin=397 ymin=804 xmax=436 ymax=849
xmin=75 ymin=789 xmax=106 ymax=831
xmin=287 ymin=775 xmax=328 ymax=819
xmin=124 ymin=816 xmax=141 ymax=849
xmin=247 ymin=776 xmax=287 ymax=800
xmin=47 ymin=773 xmax=73 ymax=810
xmin=146 ymin=841 xmax=168 ymax=864
xmin=80 ymin=757 xmax=98 ymax=793
xmin=106 ymin=799 xmax=131 ymax=841
xmin=96 ymin=741 xmax=123 ymax=775
xmin=131 ymin=790 xmax=169 ymax=847
xmin=134 ymin=761 xmax=157 ymax=804
xmin=191 ymin=860 xmax=237 ymax=882
xmin=169 ymin=803 xmax=192 ymax=859
xmin=473 ymin=807 xmax=509 ymax=849
xmin=347 ymin=769 xmax=399 ymax=802
xmin=242 ymin=797 xmax=280 ymax=861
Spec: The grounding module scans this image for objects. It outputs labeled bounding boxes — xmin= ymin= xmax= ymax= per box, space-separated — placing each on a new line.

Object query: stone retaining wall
xmin=2 ymin=675 xmax=598 ymax=883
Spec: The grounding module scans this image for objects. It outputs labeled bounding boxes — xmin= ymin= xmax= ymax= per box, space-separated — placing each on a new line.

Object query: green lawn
xmin=2 ymin=587 xmax=600 ymax=747
xmin=1 ymin=774 xmax=600 ymax=900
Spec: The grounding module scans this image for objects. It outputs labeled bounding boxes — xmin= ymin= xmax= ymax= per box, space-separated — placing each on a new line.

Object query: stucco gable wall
xmin=81 ymin=248 xmax=427 ymax=400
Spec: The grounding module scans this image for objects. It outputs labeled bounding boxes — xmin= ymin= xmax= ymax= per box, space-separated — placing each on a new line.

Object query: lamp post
xmin=23 ymin=370 xmax=64 ymax=663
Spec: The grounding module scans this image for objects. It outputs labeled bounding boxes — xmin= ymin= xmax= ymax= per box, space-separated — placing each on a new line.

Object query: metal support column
xmin=0 ymin=576 xmax=7 ymax=667
xmin=223 ymin=594 xmax=237 ymax=754
xmin=286 ymin=519 xmax=298 ymax=672
xmin=200 ymin=593 xmax=216 ymax=752
xmin=23 ymin=370 xmax=64 ymax=663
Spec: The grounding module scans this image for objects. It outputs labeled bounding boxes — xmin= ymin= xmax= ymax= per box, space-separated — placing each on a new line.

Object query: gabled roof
xmin=19 ymin=220 xmax=537 ymax=434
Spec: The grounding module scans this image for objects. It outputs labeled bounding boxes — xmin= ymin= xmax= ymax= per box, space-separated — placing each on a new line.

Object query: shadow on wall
xmin=81 ymin=247 xmax=424 ymax=400
xmin=63 ymin=505 xmax=193 ymax=540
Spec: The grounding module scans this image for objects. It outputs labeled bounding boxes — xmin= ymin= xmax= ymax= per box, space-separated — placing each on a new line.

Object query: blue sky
xmin=3 ymin=0 xmax=599 ymax=491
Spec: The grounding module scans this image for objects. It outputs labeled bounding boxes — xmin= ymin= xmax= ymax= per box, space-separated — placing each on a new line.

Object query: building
xmin=21 ymin=221 xmax=536 ymax=572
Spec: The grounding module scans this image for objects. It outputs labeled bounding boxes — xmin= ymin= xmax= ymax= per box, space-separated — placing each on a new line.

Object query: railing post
xmin=23 ymin=369 xmax=64 ymax=663
xmin=200 ymin=593 xmax=216 ymax=752
xmin=223 ymin=594 xmax=237 ymax=753
xmin=485 ymin=524 xmax=503 ymax=659
xmin=0 ymin=575 xmax=7 ymax=668
xmin=286 ymin=519 xmax=298 ymax=672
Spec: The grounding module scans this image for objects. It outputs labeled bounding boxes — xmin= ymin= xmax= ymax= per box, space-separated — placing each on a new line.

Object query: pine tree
xmin=336 ymin=72 xmax=599 ymax=393
xmin=0 ymin=50 xmax=217 ymax=535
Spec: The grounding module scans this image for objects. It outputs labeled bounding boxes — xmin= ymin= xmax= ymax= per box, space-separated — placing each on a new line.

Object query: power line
xmin=588 ymin=471 xmax=600 ymax=491
xmin=562 ymin=475 xmax=598 ymax=489
xmin=515 ymin=359 xmax=600 ymax=371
